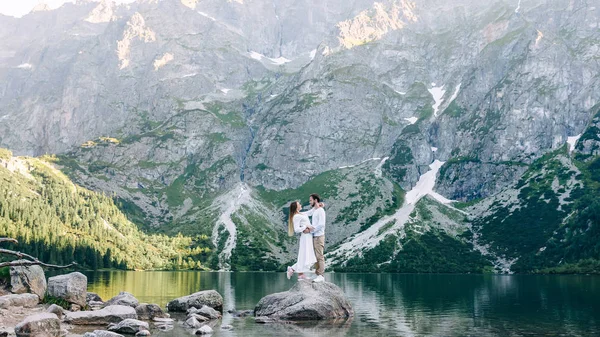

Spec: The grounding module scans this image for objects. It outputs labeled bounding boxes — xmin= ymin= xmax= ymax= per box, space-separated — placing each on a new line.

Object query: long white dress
xmin=290 ymin=213 xmax=317 ymax=273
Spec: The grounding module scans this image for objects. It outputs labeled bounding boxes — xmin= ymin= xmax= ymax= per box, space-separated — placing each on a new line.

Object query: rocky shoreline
xmin=0 ymin=265 xmax=353 ymax=336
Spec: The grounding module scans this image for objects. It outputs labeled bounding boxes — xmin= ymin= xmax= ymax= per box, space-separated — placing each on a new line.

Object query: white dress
xmin=290 ymin=214 xmax=317 ymax=273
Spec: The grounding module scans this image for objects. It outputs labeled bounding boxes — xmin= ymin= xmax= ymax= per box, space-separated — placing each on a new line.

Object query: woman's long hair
xmin=288 ymin=201 xmax=299 ymax=236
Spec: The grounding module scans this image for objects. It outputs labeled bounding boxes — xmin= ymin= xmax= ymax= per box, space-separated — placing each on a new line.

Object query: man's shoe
xmin=286 ymin=267 xmax=294 ymax=280
xmin=313 ymin=275 xmax=325 ymax=283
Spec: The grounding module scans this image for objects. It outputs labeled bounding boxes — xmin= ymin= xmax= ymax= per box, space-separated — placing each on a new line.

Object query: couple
xmin=286 ymin=193 xmax=326 ymax=283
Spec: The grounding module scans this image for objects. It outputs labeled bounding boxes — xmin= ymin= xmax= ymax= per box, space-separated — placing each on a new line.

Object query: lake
xmin=80 ymin=271 xmax=600 ymax=336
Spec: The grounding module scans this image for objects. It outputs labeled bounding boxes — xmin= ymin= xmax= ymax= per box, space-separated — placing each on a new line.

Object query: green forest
xmin=0 ymin=149 xmax=210 ymax=270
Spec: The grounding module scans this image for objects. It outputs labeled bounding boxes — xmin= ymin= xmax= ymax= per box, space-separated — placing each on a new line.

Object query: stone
xmin=254 ymin=316 xmax=276 ymax=324
xmin=167 ymin=290 xmax=223 ymax=312
xmin=135 ymin=330 xmax=151 ymax=336
xmin=135 ymin=303 xmax=168 ymax=320
xmin=86 ymin=292 xmax=103 ymax=303
xmin=254 ymin=281 xmax=354 ymax=320
xmin=220 ymin=324 xmax=233 ymax=330
xmin=14 ymin=313 xmax=61 ymax=337
xmin=185 ymin=316 xmax=203 ymax=329
xmin=47 ymin=272 xmax=87 ymax=307
xmin=9 ymin=261 xmax=47 ymax=300
xmin=89 ymin=300 xmax=104 ymax=310
xmin=70 ymin=304 xmax=82 ymax=312
xmin=188 ymin=313 xmax=209 ymax=322
xmin=195 ymin=325 xmax=213 ymax=335
xmin=194 ymin=305 xmax=221 ymax=320
xmin=0 ymin=294 xmax=39 ymax=309
xmin=82 ymin=331 xmax=124 ymax=337
xmin=104 ymin=292 xmax=139 ymax=308
xmin=0 ymin=331 xmax=7 ymax=337
xmin=108 ymin=319 xmax=149 ymax=334
xmin=46 ymin=304 xmax=65 ymax=319
xmin=64 ymin=305 xmax=137 ymax=325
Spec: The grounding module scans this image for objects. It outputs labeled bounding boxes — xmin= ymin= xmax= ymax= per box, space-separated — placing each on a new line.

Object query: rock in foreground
xmin=14 ymin=313 xmax=61 ymax=337
xmin=104 ymin=292 xmax=139 ymax=308
xmin=254 ymin=281 xmax=353 ymax=320
xmin=167 ymin=290 xmax=223 ymax=312
xmin=47 ymin=272 xmax=87 ymax=307
xmin=10 ymin=261 xmax=47 ymax=300
xmin=0 ymin=294 xmax=39 ymax=309
xmin=65 ymin=305 xmax=137 ymax=325
xmin=108 ymin=319 xmax=149 ymax=334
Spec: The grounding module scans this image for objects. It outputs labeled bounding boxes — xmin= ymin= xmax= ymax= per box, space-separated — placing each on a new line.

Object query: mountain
xmin=0 ymin=148 xmax=210 ymax=270
xmin=0 ymin=0 xmax=599 ymax=273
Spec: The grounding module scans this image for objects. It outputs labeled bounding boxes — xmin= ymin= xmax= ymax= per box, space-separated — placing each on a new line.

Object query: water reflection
xmin=81 ymin=271 xmax=600 ymax=337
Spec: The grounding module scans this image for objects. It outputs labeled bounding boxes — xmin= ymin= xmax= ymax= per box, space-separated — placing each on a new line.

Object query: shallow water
xmin=78 ymin=271 xmax=600 ymax=336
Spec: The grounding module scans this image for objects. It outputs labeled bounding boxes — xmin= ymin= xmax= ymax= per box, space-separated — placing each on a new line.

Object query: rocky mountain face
xmin=1 ymin=0 xmax=599 ymax=272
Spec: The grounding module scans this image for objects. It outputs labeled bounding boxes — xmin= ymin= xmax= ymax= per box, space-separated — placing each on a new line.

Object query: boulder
xmin=188 ymin=313 xmax=209 ymax=322
xmin=89 ymin=300 xmax=104 ymax=310
xmin=64 ymin=305 xmax=137 ymax=325
xmin=230 ymin=309 xmax=253 ymax=318
xmin=0 ymin=294 xmax=39 ymax=309
xmin=167 ymin=290 xmax=223 ymax=312
xmin=46 ymin=304 xmax=65 ymax=319
xmin=0 ymin=331 xmax=8 ymax=337
xmin=47 ymin=272 xmax=87 ymax=307
xmin=82 ymin=331 xmax=124 ymax=337
xmin=185 ymin=316 xmax=203 ymax=329
xmin=104 ymin=292 xmax=139 ymax=308
xmin=254 ymin=281 xmax=353 ymax=320
xmin=9 ymin=261 xmax=47 ymax=300
xmin=194 ymin=305 xmax=221 ymax=320
xmin=135 ymin=303 xmax=168 ymax=320
xmin=14 ymin=313 xmax=61 ymax=337
xmin=195 ymin=325 xmax=213 ymax=335
xmin=86 ymin=292 xmax=103 ymax=303
xmin=108 ymin=319 xmax=149 ymax=334
xmin=221 ymin=324 xmax=233 ymax=330
xmin=254 ymin=316 xmax=277 ymax=324
xmin=135 ymin=330 xmax=151 ymax=336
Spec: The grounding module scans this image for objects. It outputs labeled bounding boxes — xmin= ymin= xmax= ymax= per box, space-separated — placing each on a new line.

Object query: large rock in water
xmin=47 ymin=272 xmax=87 ymax=307
xmin=14 ymin=313 xmax=61 ymax=337
xmin=10 ymin=261 xmax=47 ymax=300
xmin=167 ymin=290 xmax=223 ymax=312
xmin=64 ymin=305 xmax=137 ymax=325
xmin=108 ymin=319 xmax=149 ymax=334
xmin=135 ymin=303 xmax=168 ymax=320
xmin=0 ymin=294 xmax=39 ymax=309
xmin=254 ymin=281 xmax=353 ymax=320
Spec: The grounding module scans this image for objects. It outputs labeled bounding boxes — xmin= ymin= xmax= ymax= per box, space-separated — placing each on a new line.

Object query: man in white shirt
xmin=302 ymin=193 xmax=326 ymax=283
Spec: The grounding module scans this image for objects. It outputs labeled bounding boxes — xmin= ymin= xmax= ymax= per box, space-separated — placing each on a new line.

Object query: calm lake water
xmin=78 ymin=271 xmax=600 ymax=336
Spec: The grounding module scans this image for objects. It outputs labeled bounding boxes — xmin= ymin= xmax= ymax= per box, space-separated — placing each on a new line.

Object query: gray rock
xmin=104 ymin=292 xmax=139 ymax=308
xmin=188 ymin=313 xmax=209 ymax=322
xmin=108 ymin=319 xmax=149 ymax=334
xmin=82 ymin=331 xmax=124 ymax=337
xmin=14 ymin=313 xmax=61 ymax=337
xmin=184 ymin=316 xmax=203 ymax=329
xmin=0 ymin=294 xmax=39 ymax=309
xmin=135 ymin=303 xmax=168 ymax=320
xmin=64 ymin=305 xmax=137 ymax=325
xmin=195 ymin=326 xmax=213 ymax=335
xmin=194 ymin=305 xmax=221 ymax=320
xmin=9 ymin=261 xmax=47 ymax=300
xmin=46 ymin=304 xmax=65 ymax=319
xmin=86 ymin=292 xmax=103 ymax=303
xmin=135 ymin=330 xmax=151 ymax=336
xmin=254 ymin=281 xmax=353 ymax=320
xmin=0 ymin=331 xmax=7 ymax=337
xmin=89 ymin=300 xmax=105 ymax=310
xmin=47 ymin=272 xmax=87 ymax=307
xmin=220 ymin=324 xmax=233 ymax=330
xmin=152 ymin=317 xmax=174 ymax=323
xmin=167 ymin=290 xmax=223 ymax=312
xmin=254 ymin=316 xmax=277 ymax=324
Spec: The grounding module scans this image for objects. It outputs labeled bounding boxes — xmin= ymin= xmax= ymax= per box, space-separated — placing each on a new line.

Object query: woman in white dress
xmin=286 ymin=201 xmax=317 ymax=280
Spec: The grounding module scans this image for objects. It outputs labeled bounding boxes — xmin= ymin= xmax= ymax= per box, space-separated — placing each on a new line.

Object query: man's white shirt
xmin=302 ymin=207 xmax=326 ymax=237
